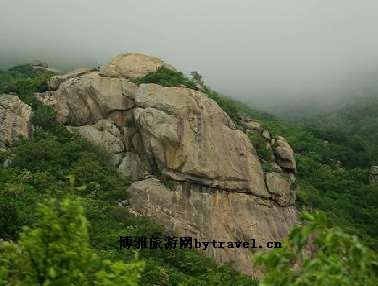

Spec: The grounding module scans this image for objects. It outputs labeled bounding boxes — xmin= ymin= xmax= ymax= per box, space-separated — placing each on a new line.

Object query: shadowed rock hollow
xmin=34 ymin=53 xmax=298 ymax=276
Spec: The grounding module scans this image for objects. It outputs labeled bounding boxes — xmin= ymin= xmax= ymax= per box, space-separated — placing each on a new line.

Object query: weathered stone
xmin=273 ymin=136 xmax=296 ymax=172
xmin=121 ymin=127 xmax=137 ymax=151
xmin=369 ymin=166 xmax=378 ymax=184
xmin=118 ymin=152 xmax=151 ymax=180
xmin=265 ymin=172 xmax=296 ymax=207
xmin=42 ymin=72 xmax=137 ymax=125
xmin=128 ymin=178 xmax=297 ymax=276
xmin=48 ymin=67 xmax=93 ymax=91
xmin=99 ymin=53 xmax=175 ymax=79
xmin=262 ymin=129 xmax=271 ymax=141
xmin=242 ymin=120 xmax=263 ymax=132
xmin=67 ymin=119 xmax=124 ymax=154
xmin=0 ymin=95 xmax=32 ymax=148
xmin=118 ymin=199 xmax=129 ymax=207
xmin=134 ymin=84 xmax=269 ymax=197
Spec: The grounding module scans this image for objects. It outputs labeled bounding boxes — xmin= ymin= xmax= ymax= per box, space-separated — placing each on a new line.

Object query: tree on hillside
xmin=255 ymin=211 xmax=378 ymax=286
xmin=0 ymin=197 xmax=144 ymax=286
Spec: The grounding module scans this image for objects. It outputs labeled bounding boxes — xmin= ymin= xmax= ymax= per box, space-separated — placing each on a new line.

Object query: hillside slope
xmin=0 ymin=57 xmax=377 ymax=285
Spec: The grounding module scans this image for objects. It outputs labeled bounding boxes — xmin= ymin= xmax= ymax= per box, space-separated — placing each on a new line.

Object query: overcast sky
xmin=1 ymin=0 xmax=378 ymax=108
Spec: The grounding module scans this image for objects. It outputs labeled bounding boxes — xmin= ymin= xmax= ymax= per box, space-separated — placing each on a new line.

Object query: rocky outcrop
xmin=128 ymin=178 xmax=297 ymax=275
xmin=0 ymin=95 xmax=32 ymax=148
xmin=273 ymin=136 xmax=296 ymax=172
xmin=37 ymin=53 xmax=297 ymax=276
xmin=41 ymin=72 xmax=137 ymax=126
xmin=369 ymin=166 xmax=378 ymax=184
xmin=48 ymin=67 xmax=94 ymax=91
xmin=99 ymin=53 xmax=175 ymax=79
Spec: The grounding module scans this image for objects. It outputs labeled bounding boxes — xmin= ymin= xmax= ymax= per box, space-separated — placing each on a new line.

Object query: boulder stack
xmin=36 ymin=53 xmax=298 ymax=276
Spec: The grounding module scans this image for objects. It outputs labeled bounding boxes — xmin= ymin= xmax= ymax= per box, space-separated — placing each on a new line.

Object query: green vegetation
xmin=132 ymin=66 xmax=197 ymax=90
xmin=308 ymin=95 xmax=378 ymax=165
xmin=0 ymin=64 xmax=54 ymax=95
xmin=248 ymin=133 xmax=273 ymax=162
xmin=0 ymin=197 xmax=144 ymax=285
xmin=255 ymin=211 xmax=378 ymax=286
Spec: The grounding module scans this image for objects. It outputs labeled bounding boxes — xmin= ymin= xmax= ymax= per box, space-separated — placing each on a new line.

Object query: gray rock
xmin=369 ymin=166 xmax=378 ymax=184
xmin=265 ymin=172 xmax=296 ymax=206
xmin=273 ymin=136 xmax=297 ymax=172
xmin=118 ymin=152 xmax=151 ymax=180
xmin=0 ymin=95 xmax=32 ymax=148
xmin=67 ymin=119 xmax=125 ymax=154
xmin=128 ymin=178 xmax=297 ymax=276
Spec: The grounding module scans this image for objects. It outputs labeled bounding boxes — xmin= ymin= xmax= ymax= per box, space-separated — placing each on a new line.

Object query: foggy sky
xmin=1 ymin=0 xmax=378 ymax=109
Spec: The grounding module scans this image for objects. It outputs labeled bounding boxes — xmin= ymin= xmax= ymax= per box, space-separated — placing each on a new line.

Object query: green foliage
xmin=0 ymin=64 xmax=53 ymax=95
xmin=248 ymin=132 xmax=273 ymax=162
xmin=246 ymin=116 xmax=378 ymax=249
xmin=0 ymin=197 xmax=144 ymax=286
xmin=255 ymin=211 xmax=378 ymax=286
xmin=133 ymin=67 xmax=197 ymax=90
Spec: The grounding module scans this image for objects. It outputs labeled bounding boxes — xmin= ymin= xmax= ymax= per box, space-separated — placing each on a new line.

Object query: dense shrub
xmin=255 ymin=211 xmax=378 ymax=286
xmin=133 ymin=67 xmax=197 ymax=90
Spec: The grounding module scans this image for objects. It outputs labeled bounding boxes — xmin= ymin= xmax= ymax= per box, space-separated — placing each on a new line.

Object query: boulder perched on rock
xmin=0 ymin=95 xmax=32 ymax=148
xmin=273 ymin=136 xmax=296 ymax=172
xmin=369 ymin=166 xmax=378 ymax=184
xmin=128 ymin=178 xmax=297 ymax=276
xmin=99 ymin=53 xmax=175 ymax=79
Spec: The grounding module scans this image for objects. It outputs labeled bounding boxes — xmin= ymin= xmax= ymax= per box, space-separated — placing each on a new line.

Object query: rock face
xmin=48 ymin=67 xmax=94 ymax=91
xmin=134 ymin=84 xmax=268 ymax=197
xmin=369 ymin=166 xmax=378 ymax=184
xmin=0 ymin=95 xmax=32 ymax=148
xmin=37 ymin=53 xmax=297 ymax=276
xmin=42 ymin=72 xmax=137 ymax=126
xmin=265 ymin=172 xmax=296 ymax=207
xmin=128 ymin=178 xmax=297 ymax=275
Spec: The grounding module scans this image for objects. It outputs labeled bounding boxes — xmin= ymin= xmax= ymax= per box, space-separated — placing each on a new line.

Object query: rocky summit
xmin=5 ymin=53 xmax=298 ymax=276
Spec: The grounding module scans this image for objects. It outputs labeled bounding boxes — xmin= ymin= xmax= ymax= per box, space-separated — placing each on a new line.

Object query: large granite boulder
xmin=48 ymin=67 xmax=93 ymax=91
xmin=128 ymin=178 xmax=297 ymax=276
xmin=133 ymin=84 xmax=269 ymax=197
xmin=0 ymin=95 xmax=32 ymax=148
xmin=67 ymin=119 xmax=125 ymax=154
xmin=99 ymin=53 xmax=175 ymax=79
xmin=273 ymin=136 xmax=296 ymax=172
xmin=41 ymin=72 xmax=137 ymax=126
xmin=118 ymin=152 xmax=151 ymax=180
